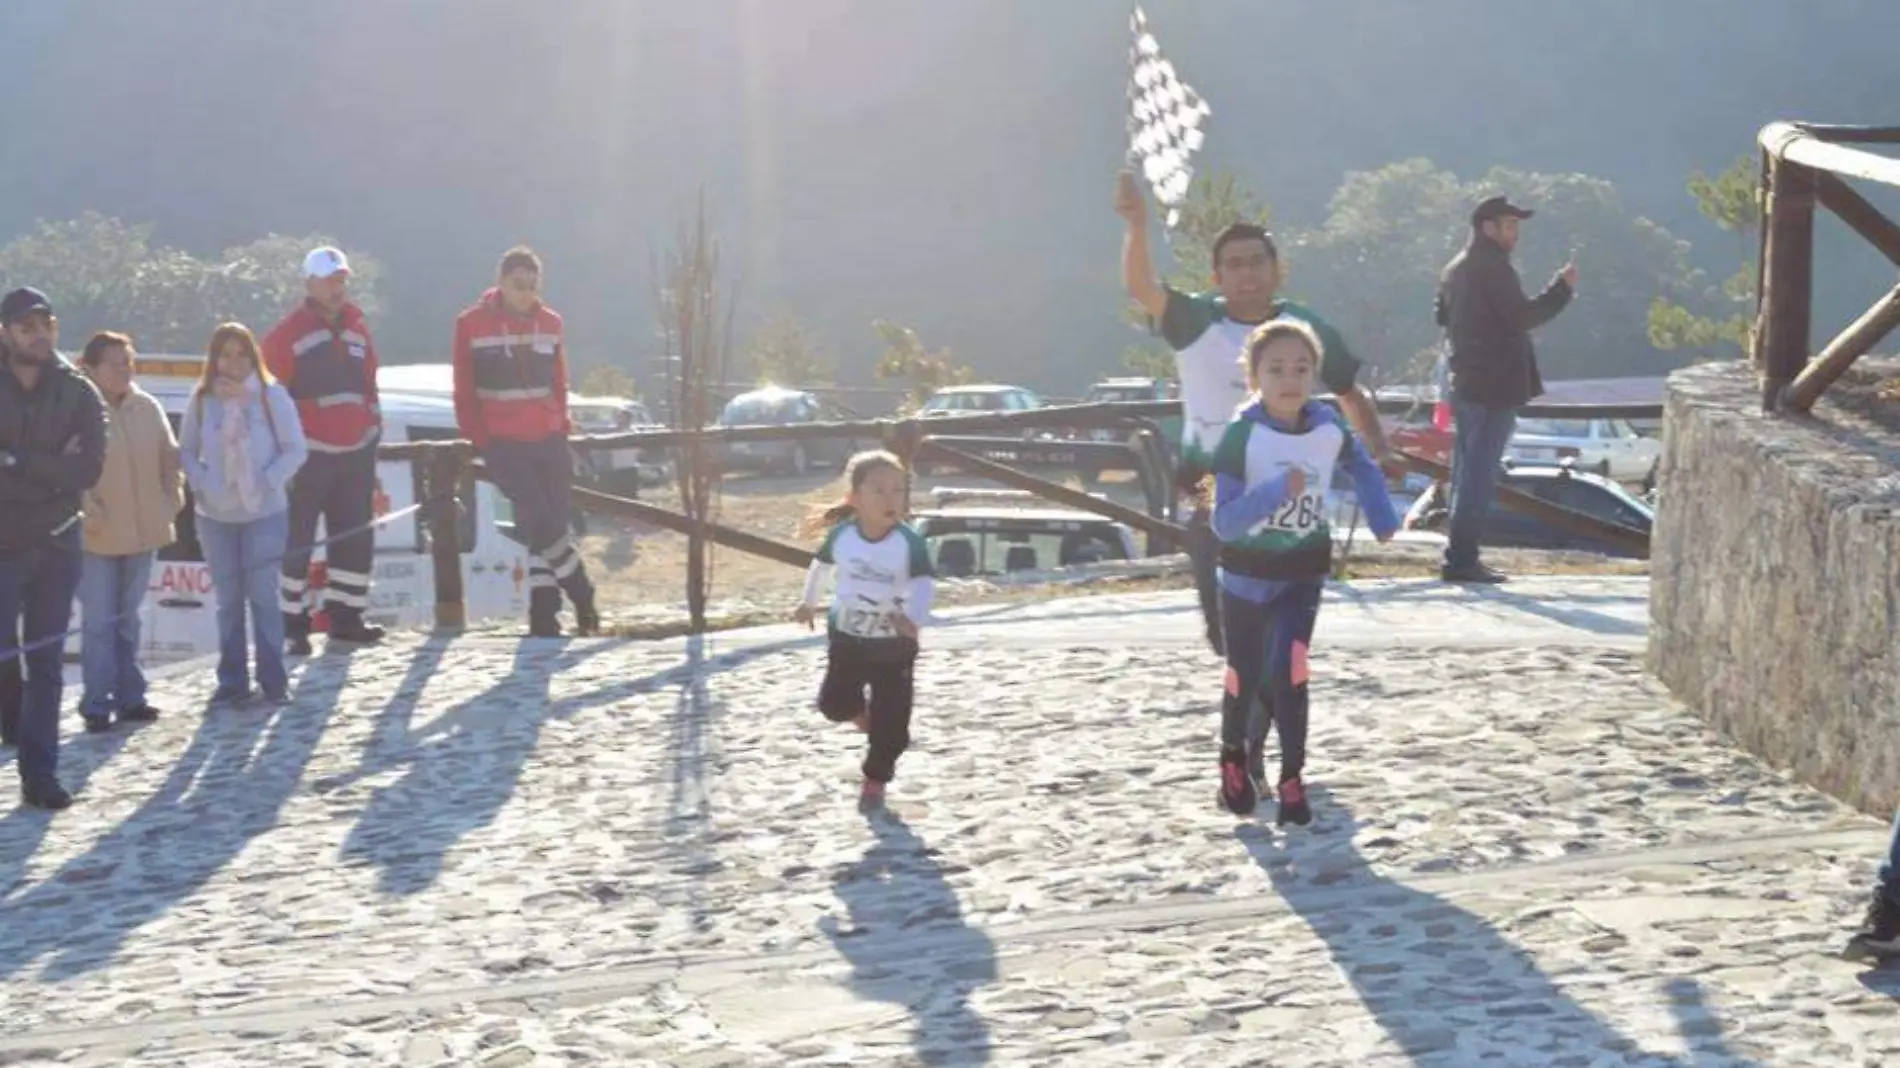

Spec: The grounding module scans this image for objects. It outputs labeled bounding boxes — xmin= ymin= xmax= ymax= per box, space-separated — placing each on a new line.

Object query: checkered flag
xmin=1126 ymin=6 xmax=1212 ymax=230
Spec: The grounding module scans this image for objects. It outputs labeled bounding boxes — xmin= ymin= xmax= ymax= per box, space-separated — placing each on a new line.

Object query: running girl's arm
xmin=900 ymin=575 xmax=934 ymax=627
xmin=800 ymin=559 xmax=835 ymax=609
xmin=1211 ymin=470 xmax=1295 ymax=543
xmin=1339 ymin=434 xmax=1401 ymax=541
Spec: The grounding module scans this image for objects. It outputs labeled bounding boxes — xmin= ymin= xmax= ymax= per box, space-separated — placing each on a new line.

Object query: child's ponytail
xmin=801 ymin=499 xmax=857 ymax=539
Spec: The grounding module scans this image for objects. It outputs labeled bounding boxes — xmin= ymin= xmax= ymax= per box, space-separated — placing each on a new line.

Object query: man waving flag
xmin=1125 ymin=6 xmax=1213 ymax=230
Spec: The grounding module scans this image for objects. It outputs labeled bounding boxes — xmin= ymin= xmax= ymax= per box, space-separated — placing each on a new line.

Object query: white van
xmin=378 ymin=362 xmax=668 ymax=488
xmin=80 ymin=356 xmax=532 ymax=664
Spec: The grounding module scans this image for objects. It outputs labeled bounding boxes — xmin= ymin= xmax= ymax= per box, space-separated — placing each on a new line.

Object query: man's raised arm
xmin=1116 ymin=170 xmax=1168 ymax=320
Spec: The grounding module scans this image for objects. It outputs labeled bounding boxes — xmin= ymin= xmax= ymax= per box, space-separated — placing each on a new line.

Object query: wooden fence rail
xmin=1756 ymin=120 xmax=1900 ymax=413
xmin=379 ymin=396 xmax=1666 ymax=464
xmin=389 ymin=394 xmax=1663 ymax=633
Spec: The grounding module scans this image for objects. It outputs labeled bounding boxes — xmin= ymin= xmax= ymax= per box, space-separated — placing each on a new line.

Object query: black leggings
xmin=1219 ymin=581 xmax=1323 ymax=782
xmin=817 ymin=633 xmax=917 ymax=784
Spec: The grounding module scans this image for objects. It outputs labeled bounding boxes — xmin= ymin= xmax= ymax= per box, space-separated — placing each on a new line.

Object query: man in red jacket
xmin=263 ymin=246 xmax=385 ymax=652
xmin=453 ymin=246 xmax=598 ymax=637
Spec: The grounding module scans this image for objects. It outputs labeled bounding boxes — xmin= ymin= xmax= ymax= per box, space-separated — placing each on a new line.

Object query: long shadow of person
xmin=1237 ymin=790 xmax=1760 ymax=1067
xmin=335 ymin=635 xmax=656 ymax=896
xmin=820 ymin=810 xmax=996 ymax=1066
xmin=0 ymin=718 xmax=135 ymax=898
xmin=0 ymin=646 xmax=352 ymax=982
xmin=337 ymin=638 xmax=596 ymax=895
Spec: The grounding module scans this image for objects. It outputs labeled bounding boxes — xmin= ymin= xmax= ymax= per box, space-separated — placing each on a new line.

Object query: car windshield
xmin=718 ymin=395 xmax=802 ymax=424
xmin=1515 ymin=419 xmax=1592 ymax=439
xmin=918 ymin=522 xmax=1126 ymax=577
xmin=1088 ymin=387 xmax=1150 ymax=403
xmin=925 ymin=391 xmax=1006 ymax=412
xmin=569 ymin=403 xmax=621 ymax=428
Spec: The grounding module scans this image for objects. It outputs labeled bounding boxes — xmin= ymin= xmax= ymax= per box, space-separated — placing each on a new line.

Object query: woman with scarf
xmin=179 ymin=323 xmax=308 ymax=704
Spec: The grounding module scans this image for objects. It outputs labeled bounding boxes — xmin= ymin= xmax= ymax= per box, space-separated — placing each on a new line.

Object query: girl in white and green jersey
xmin=1208 ymin=320 xmax=1398 ymax=822
xmin=794 ymin=451 xmax=935 ymax=811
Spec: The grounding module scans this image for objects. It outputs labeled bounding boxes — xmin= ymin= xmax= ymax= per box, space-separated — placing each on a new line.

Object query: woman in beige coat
xmin=77 ymin=331 xmax=184 ymax=730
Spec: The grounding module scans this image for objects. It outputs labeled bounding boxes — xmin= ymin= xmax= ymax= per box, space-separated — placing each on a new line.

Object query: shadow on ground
xmin=821 ymin=809 xmax=996 ymax=1066
xmin=1237 ymin=789 xmax=1759 ymax=1067
xmin=0 ymin=646 xmax=354 ymax=982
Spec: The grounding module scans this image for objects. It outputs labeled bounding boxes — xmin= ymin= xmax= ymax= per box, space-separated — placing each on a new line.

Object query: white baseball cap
xmin=302 ymin=246 xmax=351 ymax=279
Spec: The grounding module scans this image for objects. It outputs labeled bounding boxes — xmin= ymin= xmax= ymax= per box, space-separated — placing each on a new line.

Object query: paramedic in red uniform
xmin=452 ymin=246 xmax=599 ymax=637
xmin=262 ymin=247 xmax=385 ymax=653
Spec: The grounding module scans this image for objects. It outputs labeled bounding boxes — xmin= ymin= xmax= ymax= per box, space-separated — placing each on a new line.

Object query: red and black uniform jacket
xmin=451 ymin=287 xmax=570 ymax=449
xmin=261 ymin=299 xmax=382 ymax=453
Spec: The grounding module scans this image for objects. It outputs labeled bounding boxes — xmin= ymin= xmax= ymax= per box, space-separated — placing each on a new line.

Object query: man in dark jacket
xmin=1433 ymin=195 xmax=1577 ymax=584
xmin=0 ymin=287 xmax=107 ymax=810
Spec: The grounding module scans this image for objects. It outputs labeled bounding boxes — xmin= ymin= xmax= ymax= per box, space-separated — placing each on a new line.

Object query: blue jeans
xmin=0 ymin=525 xmax=83 ymax=786
xmin=1445 ymin=399 xmax=1518 ymax=571
xmin=198 ymin=510 xmax=290 ymax=699
xmin=78 ymin=550 xmax=156 ymax=721
xmin=1879 ymin=806 xmax=1900 ymax=908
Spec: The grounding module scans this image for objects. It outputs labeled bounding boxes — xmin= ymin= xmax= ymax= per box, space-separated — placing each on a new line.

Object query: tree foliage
xmin=746 ymin=310 xmax=835 ymax=386
xmin=1122 ymin=340 xmax=1177 ymax=382
xmin=0 ymin=212 xmax=384 ymax=353
xmin=871 ymin=319 xmax=973 ymax=411
xmin=1288 ymin=159 xmax=1707 ymax=379
xmin=1647 ymin=155 xmax=1759 ymax=361
xmin=574 ymin=364 xmax=636 ymax=399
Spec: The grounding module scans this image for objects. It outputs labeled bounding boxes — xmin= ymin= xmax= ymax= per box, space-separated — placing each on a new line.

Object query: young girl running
xmin=794 ymin=450 xmax=936 ymax=810
xmin=1209 ymin=319 xmax=1399 ymax=822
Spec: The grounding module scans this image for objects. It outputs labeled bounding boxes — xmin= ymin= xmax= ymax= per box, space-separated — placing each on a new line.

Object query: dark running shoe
xmin=21 ymin=779 xmax=72 ymax=811
xmin=1217 ymin=748 xmax=1256 ymax=815
xmin=82 ymin=716 xmax=112 ymax=734
xmin=1845 ymin=892 xmax=1900 ymax=962
xmin=1277 ymin=776 xmax=1312 ymax=827
xmin=118 ymin=704 xmax=161 ymax=724
xmin=573 ymin=596 xmax=602 ymax=637
xmin=328 ymin=618 xmax=386 ymax=645
xmin=1441 ymin=563 xmax=1508 ymax=585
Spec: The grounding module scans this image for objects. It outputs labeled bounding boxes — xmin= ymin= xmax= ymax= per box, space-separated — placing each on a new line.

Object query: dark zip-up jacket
xmin=1434 ymin=236 xmax=1573 ymax=409
xmin=0 ymin=353 xmax=107 ymax=552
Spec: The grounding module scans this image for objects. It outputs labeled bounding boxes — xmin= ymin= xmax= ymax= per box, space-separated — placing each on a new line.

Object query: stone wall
xmin=1650 ymin=360 xmax=1900 ymax=817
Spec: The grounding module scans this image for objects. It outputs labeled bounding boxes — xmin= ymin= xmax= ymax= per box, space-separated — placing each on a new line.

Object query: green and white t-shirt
xmin=802 ymin=520 xmax=936 ymax=640
xmin=1156 ymin=289 xmax=1362 ymax=473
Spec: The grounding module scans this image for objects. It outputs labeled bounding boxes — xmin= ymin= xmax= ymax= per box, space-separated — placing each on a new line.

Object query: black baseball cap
xmin=1471 ymin=195 xmax=1535 ymax=226
xmin=0 ymin=287 xmax=53 ymax=325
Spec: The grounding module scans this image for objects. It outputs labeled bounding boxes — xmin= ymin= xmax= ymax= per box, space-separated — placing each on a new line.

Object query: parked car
xmin=569 ymin=394 xmax=669 ymax=494
xmin=910 ymin=488 xmax=1138 ymax=578
xmin=1403 ymin=461 xmax=1653 ymax=558
xmin=1506 ymin=416 xmax=1661 ymax=485
xmin=919 ymin=383 xmax=1047 ymax=417
xmin=1382 ymin=397 xmax=1453 ymax=493
xmin=714 ymin=386 xmax=858 ymax=475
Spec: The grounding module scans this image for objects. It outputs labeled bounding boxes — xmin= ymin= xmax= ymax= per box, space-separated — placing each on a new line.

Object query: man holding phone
xmin=1433 ymin=195 xmax=1577 ymax=584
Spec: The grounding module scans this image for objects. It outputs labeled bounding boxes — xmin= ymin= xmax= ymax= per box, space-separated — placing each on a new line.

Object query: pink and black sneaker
xmin=1276 ymin=776 xmax=1312 ymax=827
xmin=858 ymin=778 xmax=887 ymax=813
xmin=1217 ymin=748 xmax=1257 ymax=815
